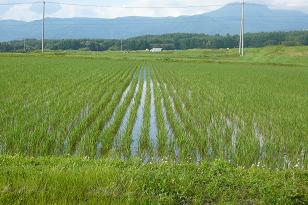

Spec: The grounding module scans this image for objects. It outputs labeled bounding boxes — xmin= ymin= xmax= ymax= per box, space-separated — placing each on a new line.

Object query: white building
xmin=150 ymin=48 xmax=163 ymax=52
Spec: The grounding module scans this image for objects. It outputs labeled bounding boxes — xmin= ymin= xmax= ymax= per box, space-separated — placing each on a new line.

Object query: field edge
xmin=0 ymin=155 xmax=307 ymax=204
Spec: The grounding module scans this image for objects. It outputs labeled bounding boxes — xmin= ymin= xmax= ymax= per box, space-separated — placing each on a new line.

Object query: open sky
xmin=0 ymin=0 xmax=307 ymax=21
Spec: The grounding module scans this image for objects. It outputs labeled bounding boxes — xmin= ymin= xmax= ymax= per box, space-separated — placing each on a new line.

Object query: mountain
xmin=0 ymin=3 xmax=308 ymax=41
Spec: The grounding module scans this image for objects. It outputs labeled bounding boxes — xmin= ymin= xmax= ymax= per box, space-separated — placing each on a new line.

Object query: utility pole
xmin=239 ymin=0 xmax=245 ymax=56
xmin=121 ymin=39 xmax=123 ymax=52
xmin=241 ymin=0 xmax=244 ymax=56
xmin=42 ymin=1 xmax=45 ymax=53
xmin=23 ymin=39 xmax=26 ymax=52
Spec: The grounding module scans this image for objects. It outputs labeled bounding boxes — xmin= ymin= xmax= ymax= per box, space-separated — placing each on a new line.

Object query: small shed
xmin=150 ymin=48 xmax=163 ymax=52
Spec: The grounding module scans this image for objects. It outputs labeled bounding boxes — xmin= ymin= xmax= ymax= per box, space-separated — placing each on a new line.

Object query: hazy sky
xmin=0 ymin=0 xmax=307 ymax=21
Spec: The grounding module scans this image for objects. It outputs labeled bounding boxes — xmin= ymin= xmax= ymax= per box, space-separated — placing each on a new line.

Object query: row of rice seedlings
xmin=188 ymin=80 xmax=279 ymax=167
xmin=236 ymin=116 xmax=272 ymax=167
xmin=0 ymin=66 xmax=100 ymax=152
xmin=161 ymin=74 xmax=203 ymax=163
xmin=152 ymin=71 xmax=180 ymax=162
xmin=160 ymin=67 xmax=249 ymax=164
xmin=159 ymin=79 xmax=196 ymax=162
xmin=86 ymin=66 xmax=141 ymax=158
xmin=1 ymin=58 xmax=109 ymax=119
xmin=147 ymin=67 xmax=159 ymax=161
xmin=130 ymin=68 xmax=148 ymax=158
xmin=156 ymin=63 xmax=307 ymax=169
xmin=0 ymin=65 xmax=115 ymax=156
xmin=37 ymin=66 xmax=128 ymax=156
xmin=0 ymin=66 xmax=59 ymax=116
xmin=1 ymin=66 xmax=92 ymax=120
xmin=73 ymin=66 xmax=138 ymax=156
xmin=155 ymin=65 xmax=235 ymax=163
xmin=151 ymin=66 xmax=169 ymax=160
xmin=161 ymin=69 xmax=239 ymax=163
xmin=117 ymin=66 xmax=144 ymax=160
xmin=139 ymin=66 xmax=151 ymax=161
xmin=102 ymin=70 xmax=138 ymax=131
xmin=39 ymin=67 xmax=121 ymax=155
xmin=65 ymin=67 xmax=134 ymax=155
xmin=188 ymin=81 xmax=256 ymax=165
xmin=207 ymin=114 xmax=238 ymax=163
xmin=166 ymin=67 xmax=243 ymax=163
xmin=246 ymin=114 xmax=305 ymax=169
xmin=68 ymin=67 xmax=138 ymax=157
xmin=50 ymin=66 xmax=131 ymax=155
xmin=101 ymin=67 xmax=143 ymax=159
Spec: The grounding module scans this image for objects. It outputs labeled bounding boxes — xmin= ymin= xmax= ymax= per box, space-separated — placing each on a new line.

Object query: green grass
xmin=0 ymin=46 xmax=307 ymax=204
xmin=2 ymin=45 xmax=308 ymax=65
xmin=0 ymin=155 xmax=307 ymax=205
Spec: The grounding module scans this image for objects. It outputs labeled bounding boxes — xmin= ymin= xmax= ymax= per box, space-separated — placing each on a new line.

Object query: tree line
xmin=0 ymin=31 xmax=307 ymax=52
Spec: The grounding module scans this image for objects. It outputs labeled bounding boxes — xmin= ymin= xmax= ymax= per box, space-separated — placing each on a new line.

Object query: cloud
xmin=0 ymin=4 xmax=41 ymax=21
xmin=0 ymin=1 xmax=61 ymax=21
xmin=50 ymin=0 xmax=231 ymax=19
xmin=30 ymin=3 xmax=62 ymax=15
xmin=0 ymin=5 xmax=11 ymax=15
xmin=267 ymin=0 xmax=308 ymax=11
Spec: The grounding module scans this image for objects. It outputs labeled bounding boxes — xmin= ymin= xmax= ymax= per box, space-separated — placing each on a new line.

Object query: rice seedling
xmin=0 ymin=47 xmax=307 ymax=168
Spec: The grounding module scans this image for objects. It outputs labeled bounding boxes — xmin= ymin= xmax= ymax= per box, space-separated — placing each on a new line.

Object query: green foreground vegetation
xmin=1 ymin=156 xmax=307 ymax=204
xmin=0 ymin=46 xmax=307 ymax=204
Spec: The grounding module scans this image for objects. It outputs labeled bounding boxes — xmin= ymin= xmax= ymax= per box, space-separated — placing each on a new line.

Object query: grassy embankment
xmin=0 ymin=156 xmax=307 ymax=204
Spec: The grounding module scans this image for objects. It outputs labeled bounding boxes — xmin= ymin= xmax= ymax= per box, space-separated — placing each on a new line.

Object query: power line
xmin=0 ymin=2 xmax=278 ymax=8
xmin=0 ymin=2 xmax=41 ymax=6
xmin=47 ymin=2 xmax=226 ymax=9
xmin=1 ymin=17 xmax=307 ymax=28
xmin=0 ymin=1 xmax=227 ymax=8
xmin=1 ymin=1 xmax=307 ymax=10
xmin=0 ymin=1 xmax=242 ymax=8
xmin=46 ymin=2 xmax=111 ymax=8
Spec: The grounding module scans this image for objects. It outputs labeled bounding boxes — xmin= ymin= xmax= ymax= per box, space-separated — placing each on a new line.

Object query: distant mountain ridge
xmin=0 ymin=3 xmax=308 ymax=41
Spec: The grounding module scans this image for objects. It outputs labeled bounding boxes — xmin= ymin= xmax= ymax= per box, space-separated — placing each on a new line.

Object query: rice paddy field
xmin=0 ymin=46 xmax=308 ymax=204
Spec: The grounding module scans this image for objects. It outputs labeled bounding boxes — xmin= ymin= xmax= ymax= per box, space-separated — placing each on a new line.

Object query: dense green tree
xmin=0 ymin=31 xmax=307 ymax=52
